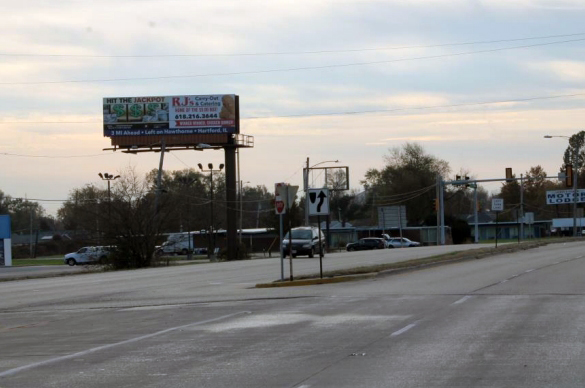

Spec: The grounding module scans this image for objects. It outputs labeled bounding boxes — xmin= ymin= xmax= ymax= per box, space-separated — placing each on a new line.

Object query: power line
xmin=375 ymin=186 xmax=436 ymax=206
xmin=0 ymin=152 xmax=110 ymax=158
xmin=2 ymin=38 xmax=583 ymax=86
xmin=2 ymin=32 xmax=583 ymax=58
xmin=246 ymin=92 xmax=585 ymax=120
xmin=373 ymin=184 xmax=437 ymax=200
xmin=1 ymin=92 xmax=584 ymax=127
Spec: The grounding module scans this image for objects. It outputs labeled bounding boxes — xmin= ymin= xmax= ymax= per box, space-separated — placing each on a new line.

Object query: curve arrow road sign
xmin=308 ymin=188 xmax=330 ymax=216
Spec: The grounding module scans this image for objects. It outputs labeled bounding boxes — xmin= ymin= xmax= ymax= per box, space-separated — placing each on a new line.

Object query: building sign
xmin=546 ymin=190 xmax=585 ymax=205
xmin=103 ymin=94 xmax=237 ymax=136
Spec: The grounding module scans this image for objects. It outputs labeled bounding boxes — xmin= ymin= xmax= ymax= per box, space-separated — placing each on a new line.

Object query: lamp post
xmin=198 ymin=163 xmax=224 ymax=258
xmin=304 ymin=159 xmax=339 ymax=226
xmin=544 ymin=135 xmax=580 ymax=236
xmin=98 ymin=172 xmax=120 ymax=217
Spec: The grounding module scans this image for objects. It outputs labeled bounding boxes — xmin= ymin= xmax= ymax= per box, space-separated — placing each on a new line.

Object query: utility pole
xmin=304 ymin=157 xmax=309 ymax=226
xmin=436 ymin=175 xmax=440 ymax=245
xmin=439 ymin=177 xmax=445 ymax=245
xmin=29 ymin=199 xmax=34 ymax=258
xmin=474 ymin=184 xmax=479 ymax=243
xmin=520 ymin=174 xmax=524 ymax=241
xmin=573 ymin=147 xmax=579 ymax=236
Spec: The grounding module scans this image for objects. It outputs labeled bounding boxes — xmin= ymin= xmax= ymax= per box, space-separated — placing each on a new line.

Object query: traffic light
xmin=465 ymin=176 xmax=470 ymax=188
xmin=505 ymin=167 xmax=513 ymax=182
xmin=566 ymin=164 xmax=573 ymax=188
xmin=433 ymin=198 xmax=439 ymax=212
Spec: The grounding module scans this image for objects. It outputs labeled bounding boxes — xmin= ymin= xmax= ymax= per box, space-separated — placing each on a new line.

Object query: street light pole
xmin=98 ymin=172 xmax=120 ymax=233
xmin=544 ymin=135 xmax=581 ymax=236
xmin=198 ymin=163 xmax=224 ymax=258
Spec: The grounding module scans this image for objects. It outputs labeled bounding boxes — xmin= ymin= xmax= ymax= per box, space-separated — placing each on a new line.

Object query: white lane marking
xmin=525 ymin=269 xmax=535 ymax=273
xmin=452 ymin=296 xmax=473 ymax=305
xmin=391 ymin=323 xmax=417 ymax=337
xmin=0 ymin=311 xmax=251 ymax=377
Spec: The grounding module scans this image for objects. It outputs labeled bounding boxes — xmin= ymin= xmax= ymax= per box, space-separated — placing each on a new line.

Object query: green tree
xmin=363 ymin=143 xmax=450 ymax=226
xmin=57 ymin=184 xmax=105 ymax=236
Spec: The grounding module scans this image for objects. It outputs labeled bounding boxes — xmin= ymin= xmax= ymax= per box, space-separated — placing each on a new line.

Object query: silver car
xmin=387 ymin=237 xmax=420 ymax=248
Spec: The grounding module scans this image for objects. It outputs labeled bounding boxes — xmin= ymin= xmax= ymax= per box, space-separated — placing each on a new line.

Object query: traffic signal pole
xmin=474 ymin=184 xmax=479 ymax=243
xmin=441 ymin=174 xmax=563 ymax=245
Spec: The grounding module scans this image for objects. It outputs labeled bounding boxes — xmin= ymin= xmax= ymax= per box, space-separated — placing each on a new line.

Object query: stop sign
xmin=275 ymin=200 xmax=285 ymax=214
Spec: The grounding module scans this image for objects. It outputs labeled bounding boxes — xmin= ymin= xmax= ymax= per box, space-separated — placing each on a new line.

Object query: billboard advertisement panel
xmin=103 ymin=94 xmax=238 ymax=137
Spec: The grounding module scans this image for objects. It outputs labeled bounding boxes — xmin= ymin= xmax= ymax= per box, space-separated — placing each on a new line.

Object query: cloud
xmin=536 ymin=61 xmax=585 ymax=82
xmin=478 ymin=0 xmax=585 ymax=9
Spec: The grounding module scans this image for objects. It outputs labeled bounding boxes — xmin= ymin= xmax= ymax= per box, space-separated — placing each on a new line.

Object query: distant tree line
xmin=3 ymin=131 xmax=583 ymax=266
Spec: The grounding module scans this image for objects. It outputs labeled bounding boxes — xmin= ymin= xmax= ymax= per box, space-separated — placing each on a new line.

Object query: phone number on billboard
xmin=174 ymin=113 xmax=218 ymax=119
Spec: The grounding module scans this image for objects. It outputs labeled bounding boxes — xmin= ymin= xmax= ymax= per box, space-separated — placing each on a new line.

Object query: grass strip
xmin=289 ymin=241 xmax=549 ymax=281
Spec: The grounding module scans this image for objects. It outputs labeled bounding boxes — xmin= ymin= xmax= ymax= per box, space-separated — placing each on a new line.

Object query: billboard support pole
xmin=154 ymin=139 xmax=166 ymax=219
xmin=225 ymin=145 xmax=238 ymax=260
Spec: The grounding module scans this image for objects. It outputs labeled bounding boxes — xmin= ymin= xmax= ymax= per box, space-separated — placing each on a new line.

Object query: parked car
xmin=386 ymin=237 xmax=420 ymax=248
xmin=64 ymin=246 xmax=113 ymax=266
xmin=282 ymin=226 xmax=326 ymax=258
xmin=346 ymin=238 xmax=386 ymax=251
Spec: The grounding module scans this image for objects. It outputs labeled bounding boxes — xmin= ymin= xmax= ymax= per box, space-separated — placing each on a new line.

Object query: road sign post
xmin=308 ymin=189 xmax=329 ymax=279
xmin=492 ymin=199 xmax=504 ymax=248
xmin=275 ymin=183 xmax=287 ymax=280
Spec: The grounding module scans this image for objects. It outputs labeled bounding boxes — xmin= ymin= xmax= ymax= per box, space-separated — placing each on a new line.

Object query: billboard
xmin=103 ymin=94 xmax=238 ymax=137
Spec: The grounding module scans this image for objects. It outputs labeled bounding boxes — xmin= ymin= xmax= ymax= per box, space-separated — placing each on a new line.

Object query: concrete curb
xmin=254 ymin=241 xmax=555 ymax=288
xmin=255 ymin=273 xmax=377 ymax=288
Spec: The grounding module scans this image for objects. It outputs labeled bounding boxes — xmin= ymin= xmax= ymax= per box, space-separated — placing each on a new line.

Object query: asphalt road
xmin=1 ymin=241 xmax=585 ymax=387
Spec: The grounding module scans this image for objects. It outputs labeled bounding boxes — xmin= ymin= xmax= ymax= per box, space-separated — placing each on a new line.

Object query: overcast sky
xmin=2 ymin=0 xmax=585 ymax=216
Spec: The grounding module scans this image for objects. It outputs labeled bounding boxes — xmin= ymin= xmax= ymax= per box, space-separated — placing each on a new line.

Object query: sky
xmin=2 ymin=0 xmax=585 ymax=216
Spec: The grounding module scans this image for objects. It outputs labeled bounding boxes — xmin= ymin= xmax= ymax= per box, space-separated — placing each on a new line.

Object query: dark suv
xmin=346 ymin=238 xmax=385 ymax=251
xmin=282 ymin=227 xmax=326 ymax=258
